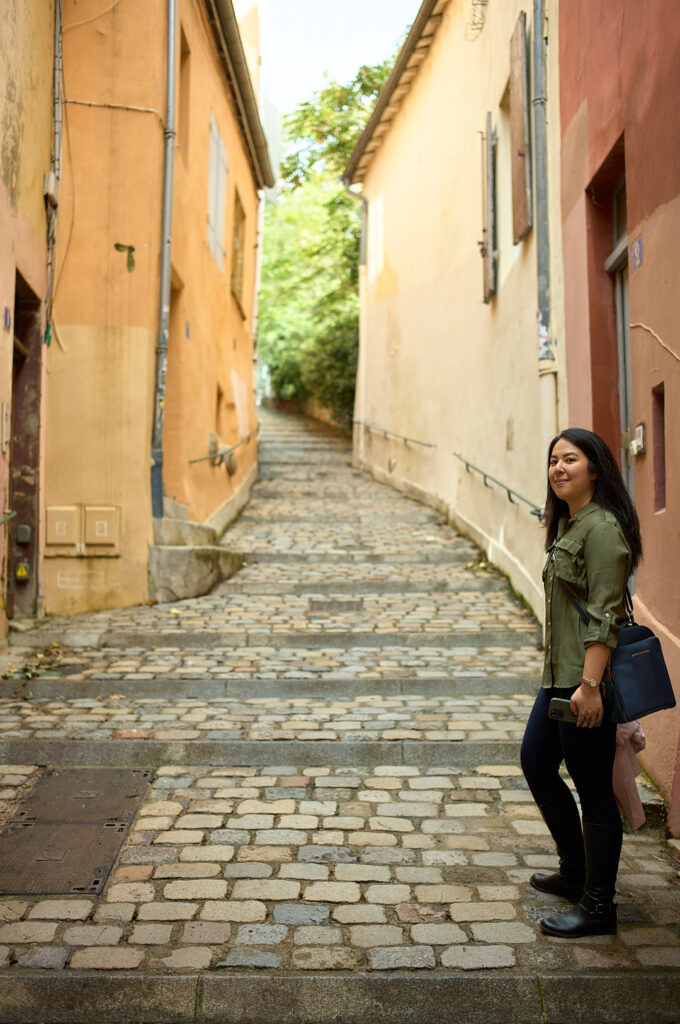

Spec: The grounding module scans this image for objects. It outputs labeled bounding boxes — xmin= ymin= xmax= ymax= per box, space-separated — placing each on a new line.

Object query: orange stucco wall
xmin=46 ymin=0 xmax=165 ymax=615
xmin=559 ymin=0 xmax=680 ymax=829
xmin=163 ymin=0 xmax=259 ymax=526
xmin=45 ymin=0 xmax=261 ymax=616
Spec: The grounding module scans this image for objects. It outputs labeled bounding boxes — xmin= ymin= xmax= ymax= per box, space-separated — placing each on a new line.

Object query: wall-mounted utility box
xmin=84 ymin=506 xmax=120 ymax=555
xmin=45 ymin=505 xmax=121 ymax=557
xmin=45 ymin=506 xmax=80 ymax=556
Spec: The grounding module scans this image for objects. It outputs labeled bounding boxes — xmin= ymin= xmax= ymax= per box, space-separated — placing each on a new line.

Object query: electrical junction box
xmin=45 ymin=505 xmax=121 ymax=557
xmin=84 ymin=506 xmax=120 ymax=556
xmin=45 ymin=506 xmax=80 ymax=556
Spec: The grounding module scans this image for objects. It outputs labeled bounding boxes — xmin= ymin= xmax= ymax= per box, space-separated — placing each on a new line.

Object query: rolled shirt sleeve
xmin=582 ymin=521 xmax=632 ymax=649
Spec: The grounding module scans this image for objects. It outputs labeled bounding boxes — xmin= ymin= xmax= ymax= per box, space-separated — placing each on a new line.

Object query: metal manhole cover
xmin=0 ymin=821 xmax=127 ymax=894
xmin=0 ymin=768 xmax=151 ymax=894
xmin=14 ymin=768 xmax=152 ymax=824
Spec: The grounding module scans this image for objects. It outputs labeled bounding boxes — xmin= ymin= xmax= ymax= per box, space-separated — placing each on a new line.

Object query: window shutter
xmin=510 ymin=12 xmax=532 ymax=243
xmin=482 ymin=111 xmax=498 ymax=303
xmin=215 ymin=134 xmax=227 ymax=270
xmin=207 ymin=114 xmax=217 ymax=255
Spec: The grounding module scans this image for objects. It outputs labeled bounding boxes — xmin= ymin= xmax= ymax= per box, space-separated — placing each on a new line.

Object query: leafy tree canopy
xmin=282 ymin=60 xmax=393 ymax=187
xmin=257 ymin=58 xmax=394 ymax=430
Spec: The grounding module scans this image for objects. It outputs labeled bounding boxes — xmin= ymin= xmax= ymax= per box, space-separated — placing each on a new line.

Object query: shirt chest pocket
xmin=553 ymin=536 xmax=586 ymax=588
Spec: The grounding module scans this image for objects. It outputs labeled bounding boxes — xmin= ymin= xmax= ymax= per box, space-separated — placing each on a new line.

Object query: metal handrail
xmin=0 ymin=510 xmax=17 ymax=527
xmin=189 ymin=424 xmax=260 ymax=465
xmin=354 ymin=420 xmax=436 ymax=450
xmin=452 ymin=452 xmax=543 ymax=517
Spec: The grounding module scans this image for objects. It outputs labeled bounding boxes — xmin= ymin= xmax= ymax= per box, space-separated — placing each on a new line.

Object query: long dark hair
xmin=543 ymin=427 xmax=642 ymax=569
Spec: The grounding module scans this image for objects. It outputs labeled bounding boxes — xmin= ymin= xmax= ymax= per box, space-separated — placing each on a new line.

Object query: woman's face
xmin=548 ymin=438 xmax=596 ymax=515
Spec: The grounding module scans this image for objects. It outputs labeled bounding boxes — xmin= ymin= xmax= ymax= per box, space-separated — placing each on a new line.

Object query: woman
xmin=520 ymin=428 xmax=642 ymax=938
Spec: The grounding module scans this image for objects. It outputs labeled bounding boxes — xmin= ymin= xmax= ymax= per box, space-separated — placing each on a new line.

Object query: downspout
xmin=151 ymin=0 xmax=178 ymax=519
xmin=342 ymin=178 xmax=368 ymax=466
xmin=533 ymin=0 xmax=558 ymax=447
xmin=45 ymin=0 xmax=63 ymax=335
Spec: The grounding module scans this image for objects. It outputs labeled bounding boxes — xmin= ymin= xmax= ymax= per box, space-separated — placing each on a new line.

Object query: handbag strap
xmin=556 ymin=578 xmax=634 ymax=627
xmin=557 ymin=579 xmax=590 ymax=625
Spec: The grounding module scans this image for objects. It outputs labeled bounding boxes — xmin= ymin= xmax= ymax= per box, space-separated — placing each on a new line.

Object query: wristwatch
xmin=581 ymin=677 xmax=600 ymax=688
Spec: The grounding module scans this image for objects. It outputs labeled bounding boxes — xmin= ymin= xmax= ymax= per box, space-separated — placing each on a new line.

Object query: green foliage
xmin=258 ymin=61 xmax=393 ymax=431
xmin=282 ymin=60 xmax=394 ymax=187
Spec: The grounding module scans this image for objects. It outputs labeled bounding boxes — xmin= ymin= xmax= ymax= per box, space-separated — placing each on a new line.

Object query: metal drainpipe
xmin=46 ymin=0 xmax=63 ymax=334
xmin=151 ymin=0 xmax=178 ymax=519
xmin=53 ymin=0 xmax=63 ymax=183
xmin=533 ymin=0 xmax=558 ymax=446
xmin=342 ymin=178 xmax=368 ymax=466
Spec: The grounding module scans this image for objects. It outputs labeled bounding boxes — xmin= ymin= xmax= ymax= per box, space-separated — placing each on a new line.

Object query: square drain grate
xmin=0 ymin=768 xmax=152 ymax=895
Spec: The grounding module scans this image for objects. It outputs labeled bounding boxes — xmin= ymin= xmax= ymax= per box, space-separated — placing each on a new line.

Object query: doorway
xmin=604 ymin=180 xmax=634 ymax=496
xmin=6 ymin=273 xmax=42 ymax=619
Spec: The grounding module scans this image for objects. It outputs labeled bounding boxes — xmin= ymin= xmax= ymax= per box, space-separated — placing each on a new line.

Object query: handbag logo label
xmin=631 ymin=650 xmax=651 ymax=658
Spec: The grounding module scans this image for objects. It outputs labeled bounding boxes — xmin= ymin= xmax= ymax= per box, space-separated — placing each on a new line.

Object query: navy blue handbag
xmin=559 ymin=584 xmax=676 ymax=724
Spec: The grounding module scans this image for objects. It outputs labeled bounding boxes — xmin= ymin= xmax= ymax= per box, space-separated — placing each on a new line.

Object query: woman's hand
xmin=570 ymin=683 xmax=603 ymax=728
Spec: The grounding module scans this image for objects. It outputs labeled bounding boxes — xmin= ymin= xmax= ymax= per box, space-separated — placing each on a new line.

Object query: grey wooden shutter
xmin=510 ymin=12 xmax=532 ymax=243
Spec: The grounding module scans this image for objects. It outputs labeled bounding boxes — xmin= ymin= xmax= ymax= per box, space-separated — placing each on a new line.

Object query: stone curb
xmin=7 ymin=629 xmax=540 ymax=650
xmin=244 ymin=551 xmax=475 ymax=564
xmin=0 ymin=970 xmax=679 ymax=1024
xmin=0 ymin=675 xmax=542 ymax=700
xmin=221 ymin=578 xmax=506 ymax=594
xmin=0 ymin=737 xmax=520 ymax=768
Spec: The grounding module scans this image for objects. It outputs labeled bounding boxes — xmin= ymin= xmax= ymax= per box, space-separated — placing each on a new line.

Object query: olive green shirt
xmin=542 ymin=502 xmax=632 ymax=689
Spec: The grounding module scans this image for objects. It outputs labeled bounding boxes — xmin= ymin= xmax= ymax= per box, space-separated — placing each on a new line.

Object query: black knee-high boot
xmin=530 ymin=795 xmax=585 ymax=904
xmin=540 ymin=820 xmax=623 ymax=937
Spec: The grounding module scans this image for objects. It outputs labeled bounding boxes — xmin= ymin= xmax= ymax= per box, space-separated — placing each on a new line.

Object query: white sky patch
xmin=260 ymin=0 xmax=423 ymax=115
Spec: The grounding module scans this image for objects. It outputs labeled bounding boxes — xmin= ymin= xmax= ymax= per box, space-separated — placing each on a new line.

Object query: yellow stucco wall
xmin=0 ymin=0 xmax=54 ymax=636
xmin=354 ymin=0 xmax=567 ymax=621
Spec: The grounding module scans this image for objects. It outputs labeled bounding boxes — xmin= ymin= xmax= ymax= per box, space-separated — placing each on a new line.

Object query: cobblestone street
xmin=0 ymin=409 xmax=678 ymax=1022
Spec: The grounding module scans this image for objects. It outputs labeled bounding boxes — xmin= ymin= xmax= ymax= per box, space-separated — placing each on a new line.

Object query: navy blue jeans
xmin=520 ymin=687 xmax=621 ymax=826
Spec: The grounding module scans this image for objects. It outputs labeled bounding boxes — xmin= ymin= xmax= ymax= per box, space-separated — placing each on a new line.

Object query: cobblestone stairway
xmin=0 ymin=409 xmax=678 ymax=1023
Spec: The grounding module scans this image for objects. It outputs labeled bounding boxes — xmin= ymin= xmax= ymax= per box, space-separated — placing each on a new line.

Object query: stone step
xmin=148 ymin=547 xmax=243 ymax=604
xmin=0 ymin=674 xmax=541 ymax=700
xmin=153 ymin=518 xmax=218 ymax=547
xmin=0 ymin=736 xmax=521 ymax=768
xmin=244 ymin=551 xmax=478 ymax=564
xmin=45 ymin=629 xmax=539 ymax=650
xmin=162 ymin=497 xmax=190 ymax=521
xmin=221 ymin=578 xmax=505 ymax=595
xmin=0 ymin=969 xmax=676 ymax=1024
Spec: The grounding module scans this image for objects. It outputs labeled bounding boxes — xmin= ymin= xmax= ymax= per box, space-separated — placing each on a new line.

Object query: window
xmin=652 ymin=384 xmax=666 ymax=512
xmin=231 ymin=191 xmax=246 ymax=306
xmin=207 ymin=113 xmax=228 ymax=269
xmin=481 ymin=110 xmax=497 ymax=303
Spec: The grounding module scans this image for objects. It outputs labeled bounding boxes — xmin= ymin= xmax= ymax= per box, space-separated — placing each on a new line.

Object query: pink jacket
xmin=613 ymin=721 xmax=646 ymax=829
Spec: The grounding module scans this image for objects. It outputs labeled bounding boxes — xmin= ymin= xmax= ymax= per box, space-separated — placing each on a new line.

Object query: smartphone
xmin=548 ymin=697 xmax=602 ymax=727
